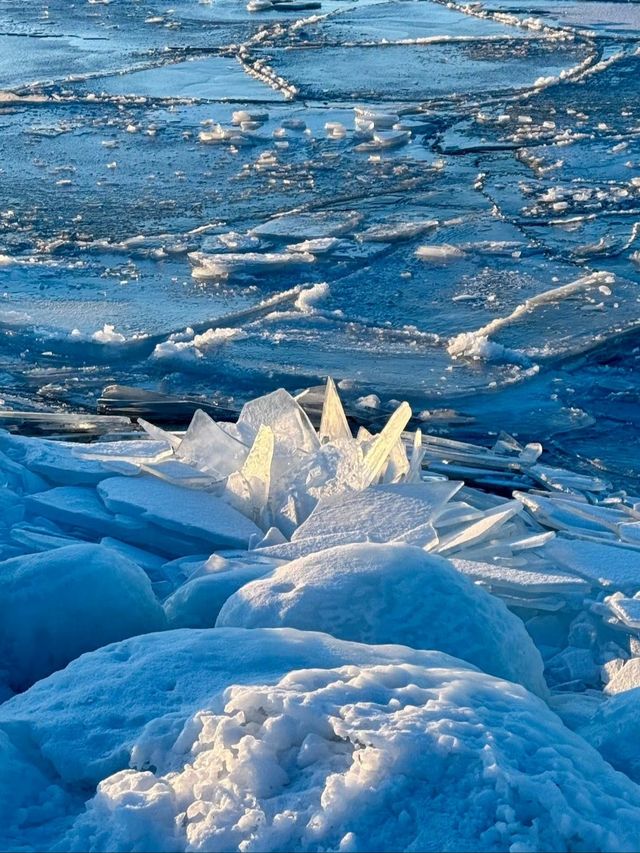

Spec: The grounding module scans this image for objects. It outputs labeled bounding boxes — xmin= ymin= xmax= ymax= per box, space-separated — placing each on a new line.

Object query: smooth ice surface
xmin=98 ymin=475 xmax=262 ymax=548
xmin=217 ymin=542 xmax=547 ymax=696
xmin=0 ymin=544 xmax=165 ymax=692
xmin=65 ymin=662 xmax=640 ymax=853
xmin=542 ymin=538 xmax=640 ymax=593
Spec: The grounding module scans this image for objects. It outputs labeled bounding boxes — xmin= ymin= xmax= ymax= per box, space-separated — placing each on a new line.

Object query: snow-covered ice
xmin=64 ymin=662 xmax=640 ymax=853
xmin=0 ymin=544 xmax=165 ymax=692
xmin=0 ymin=375 xmax=639 ymax=850
xmin=217 ymin=542 xmax=548 ymax=696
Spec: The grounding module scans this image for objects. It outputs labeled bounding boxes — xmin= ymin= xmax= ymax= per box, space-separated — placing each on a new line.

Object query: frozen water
xmin=541 ymin=538 xmax=640 ymax=594
xmin=284 ymin=481 xmax=461 ymax=553
xmin=62 ymin=661 xmax=640 ymax=853
xmin=2 ymin=0 xmax=640 ymax=846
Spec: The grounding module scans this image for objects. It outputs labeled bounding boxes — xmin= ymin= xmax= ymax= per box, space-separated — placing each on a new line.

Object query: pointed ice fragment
xmin=225 ymin=425 xmax=275 ymax=528
xmin=237 ymin=389 xmax=320 ymax=454
xmin=319 ymin=377 xmax=351 ymax=444
xmin=138 ymin=418 xmax=181 ymax=451
xmin=176 ymin=409 xmax=248 ymax=478
xmin=435 ymin=500 xmax=523 ymax=555
xmin=407 ymin=428 xmax=425 ymax=483
xmin=382 ymin=438 xmax=410 ymax=484
xmin=362 ymin=402 xmax=412 ymax=487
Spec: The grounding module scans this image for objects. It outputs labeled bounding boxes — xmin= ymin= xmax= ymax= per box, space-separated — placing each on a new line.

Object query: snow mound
xmin=0 ymin=543 xmax=165 ymax=692
xmin=217 ymin=542 xmax=547 ymax=697
xmin=0 ymin=627 xmax=468 ymax=850
xmin=67 ymin=662 xmax=640 ymax=853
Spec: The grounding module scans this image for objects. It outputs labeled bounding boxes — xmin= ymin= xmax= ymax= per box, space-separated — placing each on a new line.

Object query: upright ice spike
xmin=362 ymin=401 xmax=412 ymax=487
xmin=407 ymin=428 xmax=425 ymax=482
xmin=382 ymin=438 xmax=410 ymax=484
xmin=242 ymin=424 xmax=275 ymax=524
xmin=225 ymin=424 xmax=275 ymax=527
xmin=319 ymin=377 xmax=351 ymax=444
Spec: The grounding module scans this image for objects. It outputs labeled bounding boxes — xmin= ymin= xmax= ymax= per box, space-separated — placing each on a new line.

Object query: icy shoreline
xmin=2 ymin=379 xmax=640 ymax=851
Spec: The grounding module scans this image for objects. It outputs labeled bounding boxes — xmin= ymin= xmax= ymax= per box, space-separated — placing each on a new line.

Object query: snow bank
xmin=0 ymin=628 xmax=468 ymax=849
xmin=67 ymin=662 xmax=640 ymax=853
xmin=217 ymin=542 xmax=548 ymax=697
xmin=0 ymin=544 xmax=165 ymax=692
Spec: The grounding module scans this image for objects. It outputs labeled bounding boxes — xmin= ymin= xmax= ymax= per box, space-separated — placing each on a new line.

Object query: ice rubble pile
xmin=3 ymin=380 xmax=640 ymax=849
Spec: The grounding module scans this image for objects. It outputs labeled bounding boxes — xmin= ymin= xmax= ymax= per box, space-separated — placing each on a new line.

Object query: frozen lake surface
xmin=0 ymin=0 xmax=639 ymax=488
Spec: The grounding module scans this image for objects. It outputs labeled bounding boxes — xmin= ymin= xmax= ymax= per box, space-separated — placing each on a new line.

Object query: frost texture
xmin=67 ymin=663 xmax=640 ymax=853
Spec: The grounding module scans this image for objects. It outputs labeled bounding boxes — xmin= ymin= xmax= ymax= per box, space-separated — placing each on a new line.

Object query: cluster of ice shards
xmin=4 ymin=380 xmax=640 ymax=849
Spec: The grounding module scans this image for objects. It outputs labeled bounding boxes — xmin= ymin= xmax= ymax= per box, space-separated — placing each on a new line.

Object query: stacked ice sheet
xmin=1 ymin=378 xmax=639 ymax=691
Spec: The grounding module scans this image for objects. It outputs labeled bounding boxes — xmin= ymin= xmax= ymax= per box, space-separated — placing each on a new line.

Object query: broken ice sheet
xmin=451 ymin=558 xmax=591 ymax=596
xmin=236 ymin=388 xmax=320 ymax=455
xmin=435 ymin=500 xmax=524 ymax=556
xmin=97 ymin=475 xmax=262 ymax=550
xmin=277 ymin=481 xmax=462 ymax=551
xmin=225 ymin=424 xmax=275 ymax=527
xmin=541 ymin=538 xmax=640 ymax=594
xmin=176 ymin=409 xmax=248 ymax=479
xmin=515 ymin=491 xmax=631 ymax=538
xmin=605 ymin=594 xmax=640 ymax=632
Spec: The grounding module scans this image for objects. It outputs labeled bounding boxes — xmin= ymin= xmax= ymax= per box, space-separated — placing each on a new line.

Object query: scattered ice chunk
xmin=354 ymin=108 xmax=399 ymax=129
xmin=251 ymin=210 xmax=361 ymax=240
xmin=371 ymin=129 xmax=411 ymax=148
xmin=359 ymin=219 xmax=437 ymax=242
xmin=231 ymin=110 xmax=268 ymax=125
xmin=416 ymin=244 xmax=466 ymax=262
xmin=606 ymin=593 xmax=640 ymax=631
xmin=286 ymin=237 xmax=341 ymax=255
xmin=188 ymin=251 xmax=315 ymax=280
xmin=604 ymin=657 xmax=640 ymax=695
